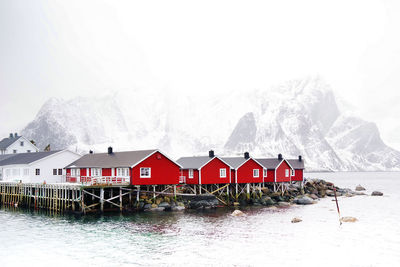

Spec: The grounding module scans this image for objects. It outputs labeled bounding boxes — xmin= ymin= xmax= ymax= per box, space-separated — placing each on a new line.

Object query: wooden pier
xmin=0 ymin=181 xmax=302 ymax=214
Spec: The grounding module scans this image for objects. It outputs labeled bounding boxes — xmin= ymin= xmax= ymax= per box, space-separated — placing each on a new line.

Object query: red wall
xmin=275 ymin=160 xmax=292 ymax=183
xmin=291 ymin=169 xmax=303 ymax=181
xmin=236 ymin=159 xmax=264 ymax=184
xmin=200 ymin=157 xmax=231 ymax=184
xmin=182 ymin=169 xmax=200 ymax=184
xmin=102 ymin=168 xmax=112 ymax=176
xmin=132 ymin=151 xmax=180 ymax=185
xmin=80 ymin=168 xmax=87 ymax=176
xmin=231 ymin=170 xmax=236 ymax=183
xmin=265 ymin=170 xmax=275 ymax=183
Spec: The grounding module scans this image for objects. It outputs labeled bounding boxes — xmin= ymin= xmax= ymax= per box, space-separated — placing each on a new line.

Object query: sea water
xmin=0 ymin=172 xmax=399 ymax=267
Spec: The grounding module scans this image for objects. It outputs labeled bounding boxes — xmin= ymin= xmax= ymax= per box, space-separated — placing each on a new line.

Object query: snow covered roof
xmin=221 ymin=157 xmax=247 ymax=169
xmin=255 ymin=158 xmax=282 ymax=169
xmin=0 ymin=136 xmax=22 ymax=149
xmin=0 ymin=151 xmax=60 ymax=166
xmin=287 ymin=159 xmax=305 ymax=169
xmin=176 ymin=156 xmax=213 ymax=169
xmin=65 ymin=149 xmax=158 ymax=168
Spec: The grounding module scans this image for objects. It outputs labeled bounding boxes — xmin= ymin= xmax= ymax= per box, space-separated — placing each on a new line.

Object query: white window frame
xmin=58 ymin=169 xmax=62 ymax=175
xmin=13 ymin=150 xmax=17 ymax=154
xmin=285 ymin=169 xmax=289 ymax=177
xmin=20 ymin=141 xmax=24 ymax=146
xmin=253 ymin=169 xmax=259 ymax=178
xmin=91 ymin=168 xmax=101 ymax=177
xmin=291 ymin=169 xmax=295 ymax=176
xmin=35 ymin=169 xmax=40 ymax=176
xmin=53 ymin=169 xmax=57 ymax=175
xmin=23 ymin=169 xmax=29 ymax=176
xmin=188 ymin=169 xmax=194 ymax=178
xmin=140 ymin=167 xmax=151 ymax=178
xmin=263 ymin=169 xmax=267 ymax=177
xmin=117 ymin=168 xmax=129 ymax=177
xmin=219 ymin=168 xmax=226 ymax=178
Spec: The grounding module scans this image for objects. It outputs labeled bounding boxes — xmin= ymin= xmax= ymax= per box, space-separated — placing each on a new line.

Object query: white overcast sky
xmin=1 ymin=0 xmax=400 ymax=149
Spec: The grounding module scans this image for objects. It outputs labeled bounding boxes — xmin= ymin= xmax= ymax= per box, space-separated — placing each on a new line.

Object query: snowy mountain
xmin=21 ymin=77 xmax=400 ymax=171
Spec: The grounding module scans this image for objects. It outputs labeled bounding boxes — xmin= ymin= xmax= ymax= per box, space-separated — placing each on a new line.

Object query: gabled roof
xmin=255 ymin=158 xmax=282 ymax=169
xmin=0 ymin=154 xmax=18 ymax=164
xmin=176 ymin=156 xmax=213 ymax=169
xmin=287 ymin=159 xmax=305 ymax=169
xmin=221 ymin=157 xmax=247 ymax=169
xmin=0 ymin=136 xmax=22 ymax=149
xmin=66 ymin=149 xmax=160 ymax=168
xmin=0 ymin=151 xmax=60 ymax=166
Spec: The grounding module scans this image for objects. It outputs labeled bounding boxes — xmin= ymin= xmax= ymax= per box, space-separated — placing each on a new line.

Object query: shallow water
xmin=0 ymin=172 xmax=399 ymax=267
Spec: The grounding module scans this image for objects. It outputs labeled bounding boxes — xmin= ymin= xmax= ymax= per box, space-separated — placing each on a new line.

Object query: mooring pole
xmin=333 ymin=187 xmax=342 ymax=225
xmin=100 ymin=187 xmax=104 ymax=213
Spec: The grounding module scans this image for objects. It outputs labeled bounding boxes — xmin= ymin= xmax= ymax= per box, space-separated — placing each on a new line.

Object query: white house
xmin=0 ymin=150 xmax=81 ymax=183
xmin=0 ymin=133 xmax=39 ymax=154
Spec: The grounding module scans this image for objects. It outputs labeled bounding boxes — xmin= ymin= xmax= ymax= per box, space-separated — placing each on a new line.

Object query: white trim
xmin=131 ymin=150 xmax=183 ymax=169
xmin=198 ymin=156 xmax=232 ymax=170
xmin=140 ymin=167 xmax=151 ymax=178
xmin=219 ymin=168 xmax=227 ymax=178
xmin=188 ymin=169 xmax=194 ymax=178
xmin=253 ymin=169 xmax=259 ymax=178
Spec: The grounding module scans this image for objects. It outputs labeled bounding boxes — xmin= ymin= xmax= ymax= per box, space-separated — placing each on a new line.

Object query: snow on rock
xmin=20 ymin=77 xmax=400 ymax=171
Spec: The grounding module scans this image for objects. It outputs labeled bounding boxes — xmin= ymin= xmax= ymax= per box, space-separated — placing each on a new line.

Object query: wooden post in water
xmin=119 ymin=187 xmax=123 ymax=212
xmin=100 ymin=187 xmax=104 ymax=213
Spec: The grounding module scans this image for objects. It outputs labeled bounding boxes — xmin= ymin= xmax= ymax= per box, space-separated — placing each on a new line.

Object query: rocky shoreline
xmin=134 ymin=179 xmax=383 ymax=212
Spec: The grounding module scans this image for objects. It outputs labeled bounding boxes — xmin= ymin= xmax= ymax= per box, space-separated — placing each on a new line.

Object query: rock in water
xmin=278 ymin=202 xmax=290 ymax=207
xmin=231 ymin=210 xmax=245 ymax=216
xmin=291 ymin=217 xmax=302 ymax=223
xmin=371 ymin=191 xmax=383 ymax=196
xmin=340 ymin=216 xmax=358 ymax=223
xmin=294 ymin=196 xmax=314 ymax=205
xmin=355 ymin=185 xmax=366 ymax=191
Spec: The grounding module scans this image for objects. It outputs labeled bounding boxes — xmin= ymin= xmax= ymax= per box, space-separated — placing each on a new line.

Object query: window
xmin=71 ymin=169 xmax=80 ymax=176
xmin=219 ymin=168 xmax=226 ymax=178
xmin=140 ymin=167 xmax=151 ymax=178
xmin=13 ymin=150 xmax=17 ymax=154
xmin=91 ymin=168 xmax=101 ymax=176
xmin=35 ymin=169 xmax=40 ymax=176
xmin=117 ymin=168 xmax=129 ymax=176
xmin=58 ymin=169 xmax=62 ymax=175
xmin=23 ymin=169 xmax=29 ymax=176
xmin=189 ymin=169 xmax=194 ymax=178
xmin=6 ymin=169 xmax=10 ymax=176
xmin=285 ymin=169 xmax=289 ymax=177
xmin=12 ymin=169 xmax=20 ymax=176
xmin=53 ymin=169 xmax=57 ymax=175
xmin=27 ymin=150 xmax=31 ymax=153
xmin=263 ymin=169 xmax=267 ymax=177
xmin=20 ymin=141 xmax=24 ymax=146
xmin=253 ymin=169 xmax=259 ymax=178
xmin=291 ymin=169 xmax=295 ymax=176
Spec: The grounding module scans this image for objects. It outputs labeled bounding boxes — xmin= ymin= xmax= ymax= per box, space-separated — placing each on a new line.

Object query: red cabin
xmin=256 ymin=154 xmax=296 ymax=183
xmin=65 ymin=148 xmax=182 ymax=185
xmin=288 ymin=156 xmax=305 ymax=181
xmin=177 ymin=150 xmax=231 ymax=185
xmin=222 ymin=152 xmax=265 ymax=184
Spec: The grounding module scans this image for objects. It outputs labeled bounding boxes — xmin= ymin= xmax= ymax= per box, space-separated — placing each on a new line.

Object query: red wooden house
xmin=256 ymin=154 xmax=295 ymax=183
xmin=287 ymin=156 xmax=305 ymax=181
xmin=222 ymin=152 xmax=265 ymax=184
xmin=176 ymin=150 xmax=231 ymax=185
xmin=65 ymin=147 xmax=182 ymax=185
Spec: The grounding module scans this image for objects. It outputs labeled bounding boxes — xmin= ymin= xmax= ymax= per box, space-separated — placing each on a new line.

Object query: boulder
xmin=158 ymin=202 xmax=171 ymax=208
xmin=155 ymin=198 xmax=162 ymax=205
xmin=291 ymin=217 xmax=302 ymax=223
xmin=262 ymin=196 xmax=275 ymax=206
xmin=355 ymin=185 xmax=366 ymax=191
xmin=233 ymin=202 xmax=240 ymax=206
xmin=231 ymin=210 xmax=245 ymax=216
xmin=294 ymin=196 xmax=314 ymax=205
xmin=340 ymin=216 xmax=358 ymax=223
xmin=277 ymin=201 xmax=290 ymax=207
xmin=371 ymin=191 xmax=383 ymax=196
xmin=308 ymin=194 xmax=319 ymax=200
xmin=325 ymin=189 xmax=335 ymax=197
xmin=143 ymin=203 xmax=152 ymax=210
xmin=151 ymin=203 xmax=158 ymax=208
xmin=150 ymin=207 xmax=165 ymax=212
xmin=171 ymin=206 xmax=185 ymax=211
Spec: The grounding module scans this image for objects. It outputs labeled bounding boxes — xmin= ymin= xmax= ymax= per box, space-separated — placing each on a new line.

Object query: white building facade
xmin=0 ymin=150 xmax=81 ymax=183
xmin=0 ymin=133 xmax=39 ymax=154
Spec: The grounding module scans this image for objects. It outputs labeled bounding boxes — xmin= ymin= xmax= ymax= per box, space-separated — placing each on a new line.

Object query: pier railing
xmin=66 ymin=176 xmax=130 ymax=186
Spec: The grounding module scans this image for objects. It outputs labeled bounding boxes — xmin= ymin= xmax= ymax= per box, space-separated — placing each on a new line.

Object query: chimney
xmin=299 ymin=155 xmax=302 ymax=162
xmin=209 ymin=150 xmax=215 ymax=158
xmin=108 ymin=147 xmax=113 ymax=155
xmin=89 ymin=150 xmax=93 ymax=154
xmin=9 ymin=133 xmax=13 ymax=138
xmin=278 ymin=154 xmax=283 ymax=160
xmin=244 ymin=152 xmax=250 ymax=159
xmin=14 ymin=133 xmax=18 ymax=137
